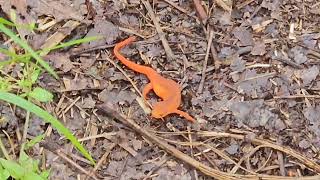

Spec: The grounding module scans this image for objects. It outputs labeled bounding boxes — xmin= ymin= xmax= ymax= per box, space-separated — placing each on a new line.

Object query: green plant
xmin=0 ymin=17 xmax=100 ymax=170
xmin=0 ymin=135 xmax=49 ymax=180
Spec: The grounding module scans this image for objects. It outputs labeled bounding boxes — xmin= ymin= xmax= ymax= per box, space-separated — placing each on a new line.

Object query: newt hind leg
xmin=173 ymin=109 xmax=195 ymax=123
xmin=142 ymin=83 xmax=153 ymax=100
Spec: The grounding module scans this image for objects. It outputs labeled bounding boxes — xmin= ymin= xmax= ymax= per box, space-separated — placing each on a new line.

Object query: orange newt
xmin=113 ymin=36 xmax=195 ymax=123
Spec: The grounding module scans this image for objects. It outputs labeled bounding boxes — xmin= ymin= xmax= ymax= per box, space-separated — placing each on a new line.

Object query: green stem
xmin=0 ymin=136 xmax=10 ymax=160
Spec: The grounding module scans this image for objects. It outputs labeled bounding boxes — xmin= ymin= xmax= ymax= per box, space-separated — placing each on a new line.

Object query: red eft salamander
xmin=113 ymin=37 xmax=195 ymax=123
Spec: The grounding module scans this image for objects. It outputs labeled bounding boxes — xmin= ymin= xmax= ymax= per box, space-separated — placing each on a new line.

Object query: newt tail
xmin=113 ymin=36 xmax=155 ymax=77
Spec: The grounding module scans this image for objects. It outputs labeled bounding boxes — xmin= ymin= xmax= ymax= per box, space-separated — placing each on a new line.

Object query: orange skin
xmin=114 ymin=37 xmax=195 ymax=123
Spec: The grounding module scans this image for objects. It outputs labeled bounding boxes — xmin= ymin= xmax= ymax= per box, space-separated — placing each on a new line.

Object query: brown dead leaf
xmin=132 ymin=139 xmax=142 ymax=151
xmin=251 ymin=41 xmax=266 ymax=56
xmin=119 ymin=14 xmax=139 ymax=28
xmin=83 ymin=20 xmax=120 ymax=48
xmin=79 ymin=96 xmax=96 ymax=109
xmin=300 ymin=66 xmax=319 ymax=85
xmin=63 ymin=77 xmax=89 ymax=91
xmin=233 ymin=27 xmax=253 ymax=46
xmin=46 ymin=53 xmax=73 ymax=72
xmin=310 ymin=6 xmax=320 ymax=15
xmin=79 ymin=56 xmax=95 ymax=69
xmin=98 ymin=89 xmax=136 ymax=105
xmin=289 ymin=46 xmax=308 ymax=65
xmin=0 ymin=0 xmax=36 ymax=37
xmin=27 ymin=0 xmax=84 ymax=22
xmin=304 ymin=106 xmax=320 ymax=147
xmin=229 ymin=100 xmax=285 ymax=131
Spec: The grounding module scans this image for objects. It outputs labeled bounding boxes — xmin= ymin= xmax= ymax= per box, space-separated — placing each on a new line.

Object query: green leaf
xmin=0 ymin=92 xmax=95 ymax=164
xmin=25 ymin=134 xmax=45 ymax=150
xmin=23 ymin=171 xmax=46 ymax=180
xmin=0 ymin=165 xmax=10 ymax=180
xmin=28 ymin=87 xmax=53 ymax=102
xmin=31 ymin=69 xmax=41 ymax=84
xmin=46 ymin=36 xmax=102 ymax=52
xmin=0 ymin=158 xmax=25 ymax=179
xmin=0 ymin=23 xmax=58 ymax=79
xmin=0 ymin=17 xmax=15 ymax=26
xmin=0 ymin=17 xmax=35 ymax=30
xmin=39 ymin=170 xmax=50 ymax=179
xmin=18 ymin=151 xmax=39 ymax=173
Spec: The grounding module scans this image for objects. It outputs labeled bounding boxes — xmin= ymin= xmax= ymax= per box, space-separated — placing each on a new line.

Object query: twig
xmin=2 ymin=130 xmax=16 ymax=159
xmin=307 ymin=50 xmax=320 ymax=59
xmin=142 ymin=0 xmax=175 ymax=61
xmin=214 ymin=0 xmax=232 ymax=12
xmin=56 ymin=150 xmax=99 ymax=180
xmin=119 ymin=27 xmax=146 ymax=38
xmin=277 ymin=151 xmax=286 ymax=176
xmin=198 ymin=131 xmax=320 ymax=173
xmin=273 ymin=56 xmax=303 ymax=69
xmin=236 ymin=0 xmax=255 ymax=9
xmin=86 ymin=143 xmax=116 ymax=180
xmin=273 ymin=95 xmax=320 ymax=99
xmin=143 ymin=155 xmax=170 ymax=180
xmin=97 ymin=104 xmax=320 ymax=179
xmin=161 ymin=0 xmax=196 ymax=19
xmin=197 ymin=30 xmax=214 ymax=94
xmin=0 ymin=136 xmax=10 ymax=160
xmin=21 ymin=111 xmax=30 ymax=147
xmin=237 ymin=72 xmax=276 ymax=83
xmin=70 ymin=44 xmax=115 ymax=57
xmin=240 ymin=0 xmax=265 ymax=27
xmin=192 ymin=0 xmax=208 ymax=23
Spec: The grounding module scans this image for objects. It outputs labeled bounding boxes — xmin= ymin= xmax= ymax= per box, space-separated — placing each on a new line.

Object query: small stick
xmin=197 ymin=30 xmax=214 ymax=94
xmin=277 ymin=151 xmax=286 ymax=176
xmin=192 ymin=0 xmax=208 ymax=23
xmin=161 ymin=0 xmax=188 ymax=15
xmin=85 ymin=143 xmax=116 ymax=180
xmin=70 ymin=44 xmax=115 ymax=57
xmin=273 ymin=95 xmax=320 ymax=99
xmin=214 ymin=0 xmax=232 ymax=12
xmin=142 ymin=0 xmax=175 ymax=61
xmin=236 ymin=0 xmax=255 ymax=9
xmin=56 ymin=150 xmax=99 ymax=180
xmin=273 ymin=56 xmax=303 ymax=69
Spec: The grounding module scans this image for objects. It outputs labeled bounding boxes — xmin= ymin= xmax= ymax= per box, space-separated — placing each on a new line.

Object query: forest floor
xmin=1 ymin=0 xmax=320 ymax=179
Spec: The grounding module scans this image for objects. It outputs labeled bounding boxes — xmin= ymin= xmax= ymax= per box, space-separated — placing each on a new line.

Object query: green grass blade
xmin=45 ymin=36 xmax=102 ymax=52
xmin=0 ymin=18 xmax=16 ymax=26
xmin=0 ymin=24 xmax=58 ymax=79
xmin=0 ymin=17 xmax=35 ymax=30
xmin=0 ymin=92 xmax=95 ymax=164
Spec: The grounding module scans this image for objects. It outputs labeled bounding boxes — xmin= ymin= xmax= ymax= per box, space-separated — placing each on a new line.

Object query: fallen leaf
xmin=289 ymin=46 xmax=308 ymax=65
xmin=46 ymin=53 xmax=74 ymax=72
xmin=63 ymin=77 xmax=89 ymax=91
xmin=132 ymin=139 xmax=142 ymax=151
xmin=83 ymin=20 xmax=120 ymax=48
xmin=27 ymin=0 xmax=84 ymax=22
xmin=251 ymin=41 xmax=266 ymax=56
xmin=225 ymin=143 xmax=239 ymax=155
xmin=230 ymin=56 xmax=246 ymax=72
xmin=233 ymin=27 xmax=253 ymax=46
xmin=301 ymin=66 xmax=319 ymax=85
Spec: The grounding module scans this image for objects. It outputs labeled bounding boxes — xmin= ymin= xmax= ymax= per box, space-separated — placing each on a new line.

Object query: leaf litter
xmin=1 ymin=0 xmax=320 ymax=179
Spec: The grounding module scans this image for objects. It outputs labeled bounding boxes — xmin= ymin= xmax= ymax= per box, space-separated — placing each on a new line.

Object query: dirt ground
xmin=1 ymin=0 xmax=320 ymax=179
